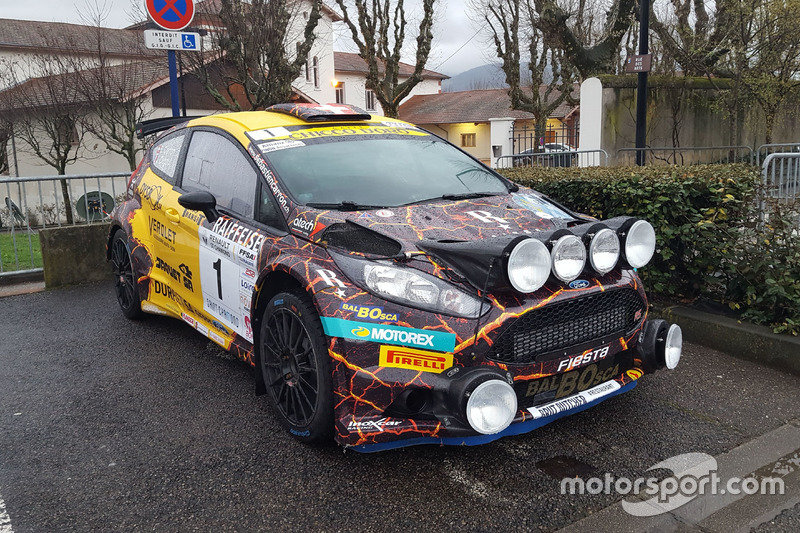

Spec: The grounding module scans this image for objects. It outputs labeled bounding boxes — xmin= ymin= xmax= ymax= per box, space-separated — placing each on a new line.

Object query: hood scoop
xmin=320 ymin=221 xmax=403 ymax=257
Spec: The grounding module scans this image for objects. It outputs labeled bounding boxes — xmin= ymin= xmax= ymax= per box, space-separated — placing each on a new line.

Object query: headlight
xmin=507 ymin=238 xmax=550 ymax=293
xmin=589 ymin=228 xmax=620 ymax=274
xmin=664 ymin=324 xmax=682 ymax=369
xmin=625 ymin=220 xmax=656 ymax=268
xmin=551 ymin=235 xmax=586 ymax=282
xmin=466 ymin=379 xmax=518 ymax=434
xmin=327 ymin=250 xmax=487 ymax=318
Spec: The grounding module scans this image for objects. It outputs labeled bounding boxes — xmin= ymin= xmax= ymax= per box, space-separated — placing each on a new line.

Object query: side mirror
xmin=178 ymin=191 xmax=220 ymax=223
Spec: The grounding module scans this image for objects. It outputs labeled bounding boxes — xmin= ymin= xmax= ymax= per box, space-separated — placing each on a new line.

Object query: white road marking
xmin=0 ymin=489 xmax=14 ymax=533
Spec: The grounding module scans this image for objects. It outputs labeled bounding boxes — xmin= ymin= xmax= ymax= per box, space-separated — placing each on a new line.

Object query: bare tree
xmin=335 ymin=0 xmax=437 ymax=118
xmin=483 ymin=0 xmax=577 ymax=151
xmin=0 ymin=60 xmax=86 ymax=223
xmin=186 ymin=0 xmax=323 ymax=111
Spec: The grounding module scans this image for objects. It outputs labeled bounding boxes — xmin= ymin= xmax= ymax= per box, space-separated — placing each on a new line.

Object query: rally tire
xmin=110 ymin=230 xmax=143 ymax=320
xmin=259 ymin=290 xmax=334 ymax=444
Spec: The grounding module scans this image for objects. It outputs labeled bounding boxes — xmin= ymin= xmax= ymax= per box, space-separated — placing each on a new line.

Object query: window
xmin=312 ymin=56 xmax=319 ymax=89
xmin=181 ymin=131 xmax=256 ymax=218
xmin=365 ymin=89 xmax=376 ymax=111
xmin=461 ymin=133 xmax=476 ymax=148
xmin=257 ymin=183 xmax=284 ymax=228
xmin=150 ymin=131 xmax=187 ymax=185
xmin=335 ymin=82 xmax=345 ymax=104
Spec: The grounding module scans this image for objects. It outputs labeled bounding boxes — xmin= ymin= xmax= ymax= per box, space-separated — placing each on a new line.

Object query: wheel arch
xmin=106 ymin=223 xmax=124 ymax=261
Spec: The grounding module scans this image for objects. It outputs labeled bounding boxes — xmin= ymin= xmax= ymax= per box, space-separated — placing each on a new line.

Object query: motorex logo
xmin=322 ymin=317 xmax=456 ymax=352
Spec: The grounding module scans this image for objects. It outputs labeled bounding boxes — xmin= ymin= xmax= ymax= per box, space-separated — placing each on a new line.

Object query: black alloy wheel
xmin=110 ymin=231 xmax=143 ymax=319
xmin=260 ymin=291 xmax=333 ymax=443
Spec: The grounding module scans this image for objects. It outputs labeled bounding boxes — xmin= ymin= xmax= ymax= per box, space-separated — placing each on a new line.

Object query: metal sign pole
xmin=635 ymin=0 xmax=650 ymax=166
xmin=168 ymin=50 xmax=180 ymax=118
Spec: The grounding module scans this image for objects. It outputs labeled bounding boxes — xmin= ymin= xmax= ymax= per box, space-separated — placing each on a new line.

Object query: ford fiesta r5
xmin=107 ymin=103 xmax=682 ymax=452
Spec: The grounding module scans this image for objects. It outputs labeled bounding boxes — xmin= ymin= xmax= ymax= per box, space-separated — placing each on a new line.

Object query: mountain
xmin=441 ymin=62 xmax=554 ymax=92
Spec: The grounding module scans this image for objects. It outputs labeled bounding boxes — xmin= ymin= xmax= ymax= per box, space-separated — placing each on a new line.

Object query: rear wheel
xmin=110 ymin=230 xmax=143 ymax=319
xmin=259 ymin=290 xmax=333 ymax=443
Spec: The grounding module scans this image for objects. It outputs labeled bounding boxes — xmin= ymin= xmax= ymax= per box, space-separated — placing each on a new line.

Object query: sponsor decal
xmin=181 ymin=208 xmax=204 ymax=225
xmin=634 ymin=309 xmax=643 ymax=321
xmin=139 ymin=182 xmax=164 ymax=210
xmin=244 ymin=268 xmax=256 ymax=279
xmin=209 ymin=329 xmax=227 ymax=348
xmin=290 ymin=428 xmax=311 ymax=437
xmin=237 ymin=247 xmax=257 ymax=268
xmin=245 ymin=316 xmax=253 ymax=340
xmin=211 ymin=217 xmax=266 ymax=252
xmin=316 ymin=269 xmax=346 ymax=288
xmin=379 ymin=346 xmax=453 ymax=373
xmin=347 ymin=417 xmax=402 ymax=433
xmin=251 ymin=125 xmax=428 ymax=142
xmin=375 ymin=210 xmax=394 ymax=218
xmin=240 ymin=278 xmax=255 ymax=292
xmin=195 ymin=322 xmax=209 ymax=336
xmin=528 ymin=379 xmax=622 ymax=419
xmin=247 ymin=145 xmax=290 ymax=213
xmin=467 ymin=210 xmax=511 ymax=230
xmin=320 ymin=317 xmax=456 ymax=352
xmin=240 ymin=293 xmax=252 ymax=309
xmin=290 ymin=217 xmax=326 ymax=238
xmin=626 ymin=368 xmax=644 ymax=380
xmin=569 ymin=279 xmax=590 ymax=289
xmin=205 ymin=297 xmax=241 ymax=328
xmin=523 ymin=363 xmax=621 ymax=399
xmin=511 ymin=193 xmax=572 ymax=220
xmin=258 ymin=139 xmax=306 ymax=152
xmin=179 ymin=263 xmax=194 ymax=291
xmin=181 ymin=312 xmax=196 ymax=327
xmin=340 ymin=303 xmax=398 ymax=322
xmin=151 ymin=280 xmax=205 ymax=317
xmin=156 ymin=257 xmax=181 ymax=282
xmin=149 ymin=216 xmax=176 ymax=249
xmin=557 ymin=346 xmax=610 ymax=372
xmin=211 ymin=320 xmax=229 ymax=335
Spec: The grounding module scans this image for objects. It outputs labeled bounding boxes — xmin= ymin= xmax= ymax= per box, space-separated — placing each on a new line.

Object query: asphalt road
xmin=1 ymin=281 xmax=799 ymax=532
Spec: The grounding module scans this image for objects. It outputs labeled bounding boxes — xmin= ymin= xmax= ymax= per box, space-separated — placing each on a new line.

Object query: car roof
xmin=182 ymin=105 xmax=408 ymax=145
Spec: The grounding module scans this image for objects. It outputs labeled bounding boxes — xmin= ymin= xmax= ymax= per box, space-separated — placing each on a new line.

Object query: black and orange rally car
xmin=108 ymin=103 xmax=682 ymax=452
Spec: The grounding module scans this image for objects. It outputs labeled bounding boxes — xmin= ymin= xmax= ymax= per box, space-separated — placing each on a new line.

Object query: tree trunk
xmin=59 ymin=175 xmax=73 ymax=224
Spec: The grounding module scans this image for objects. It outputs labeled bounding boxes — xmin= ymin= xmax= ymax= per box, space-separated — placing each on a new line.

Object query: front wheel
xmin=110 ymin=230 xmax=143 ymax=320
xmin=259 ymin=290 xmax=333 ymax=443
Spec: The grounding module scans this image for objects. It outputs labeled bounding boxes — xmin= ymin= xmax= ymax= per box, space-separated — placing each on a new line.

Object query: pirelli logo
xmin=379 ymin=346 xmax=453 ymax=373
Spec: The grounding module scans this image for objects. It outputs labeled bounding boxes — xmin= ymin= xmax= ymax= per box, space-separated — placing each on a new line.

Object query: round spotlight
xmin=589 ymin=228 xmax=620 ymax=274
xmin=507 ymin=239 xmax=551 ymax=293
xmin=551 ymin=235 xmax=586 ymax=282
xmin=465 ymin=379 xmax=518 ymax=435
xmin=625 ymin=220 xmax=656 ymax=268
xmin=664 ymin=324 xmax=682 ymax=370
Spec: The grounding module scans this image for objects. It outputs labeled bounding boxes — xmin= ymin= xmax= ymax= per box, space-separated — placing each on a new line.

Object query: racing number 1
xmin=212 ymin=258 xmax=223 ymax=299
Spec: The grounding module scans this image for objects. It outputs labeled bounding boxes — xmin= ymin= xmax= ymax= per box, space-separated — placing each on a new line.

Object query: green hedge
xmin=500 ymin=165 xmax=800 ymax=336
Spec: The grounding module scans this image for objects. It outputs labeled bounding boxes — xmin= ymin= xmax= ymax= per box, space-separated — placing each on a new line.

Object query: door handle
xmin=165 ymin=208 xmax=181 ymax=224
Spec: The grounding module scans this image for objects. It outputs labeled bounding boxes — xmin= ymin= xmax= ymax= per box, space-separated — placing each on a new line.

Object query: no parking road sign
xmin=146 ymin=0 xmax=195 ymax=31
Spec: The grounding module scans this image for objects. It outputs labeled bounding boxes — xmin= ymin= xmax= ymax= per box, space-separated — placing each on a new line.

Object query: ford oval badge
xmin=569 ymin=279 xmax=590 ymax=289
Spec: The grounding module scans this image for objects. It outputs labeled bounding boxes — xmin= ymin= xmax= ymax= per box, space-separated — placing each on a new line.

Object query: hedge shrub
xmin=500 ymin=164 xmax=800 ymax=335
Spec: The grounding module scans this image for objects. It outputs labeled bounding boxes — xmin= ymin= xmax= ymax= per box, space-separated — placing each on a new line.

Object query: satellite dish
xmin=5 ymin=197 xmax=26 ymax=226
xmin=76 ymin=191 xmax=115 ymax=222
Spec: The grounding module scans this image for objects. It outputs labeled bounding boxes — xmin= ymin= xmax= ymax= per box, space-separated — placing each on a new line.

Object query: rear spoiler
xmin=135 ymin=116 xmax=206 ymax=139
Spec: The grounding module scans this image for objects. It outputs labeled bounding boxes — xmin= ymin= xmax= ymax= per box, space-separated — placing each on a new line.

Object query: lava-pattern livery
xmin=108 ymin=107 xmax=657 ymax=450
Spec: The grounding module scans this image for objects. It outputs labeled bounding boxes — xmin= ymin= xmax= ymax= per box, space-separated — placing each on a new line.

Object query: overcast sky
xmin=1 ymin=0 xmax=495 ymax=75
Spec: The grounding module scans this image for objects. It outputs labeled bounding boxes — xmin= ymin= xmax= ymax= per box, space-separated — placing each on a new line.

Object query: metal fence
xmin=756 ymin=143 xmax=800 ymax=166
xmin=761 ymin=153 xmax=800 ymax=222
xmin=495 ymin=149 xmax=609 ymax=169
xmin=615 ymin=146 xmax=754 ymax=166
xmin=510 ymin=123 xmax=579 ymax=155
xmin=0 ymin=172 xmax=130 ymax=275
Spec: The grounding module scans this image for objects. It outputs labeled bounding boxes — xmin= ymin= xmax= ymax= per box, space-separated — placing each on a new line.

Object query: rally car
xmin=108 ymin=103 xmax=682 ymax=452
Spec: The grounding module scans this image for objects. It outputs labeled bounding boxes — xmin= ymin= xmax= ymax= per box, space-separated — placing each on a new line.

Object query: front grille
xmin=486 ymin=289 xmax=645 ymax=364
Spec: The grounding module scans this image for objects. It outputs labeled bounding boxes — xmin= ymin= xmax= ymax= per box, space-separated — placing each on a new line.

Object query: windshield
xmin=250 ymin=126 xmax=509 ymax=207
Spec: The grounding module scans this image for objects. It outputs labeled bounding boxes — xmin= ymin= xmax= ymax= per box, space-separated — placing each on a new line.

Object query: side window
xmin=257 ymin=183 xmax=284 ymax=228
xmin=181 ymin=131 xmax=256 ymax=218
xmin=150 ymin=130 xmax=187 ymax=184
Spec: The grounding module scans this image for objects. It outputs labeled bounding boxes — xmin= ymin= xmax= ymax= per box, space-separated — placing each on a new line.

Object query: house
xmin=398 ymin=88 xmax=579 ymax=167
xmin=0 ymin=0 xmax=448 ymax=177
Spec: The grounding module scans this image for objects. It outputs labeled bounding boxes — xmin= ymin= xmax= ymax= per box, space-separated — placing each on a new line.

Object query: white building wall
xmin=332 ymin=73 xmax=441 ymax=116
xmin=290 ymin=6 xmax=336 ymax=104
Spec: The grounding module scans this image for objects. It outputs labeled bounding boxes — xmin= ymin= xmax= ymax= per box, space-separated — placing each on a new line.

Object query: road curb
xmin=0 ymin=269 xmax=44 ymax=286
xmin=654 ymin=306 xmax=800 ymax=376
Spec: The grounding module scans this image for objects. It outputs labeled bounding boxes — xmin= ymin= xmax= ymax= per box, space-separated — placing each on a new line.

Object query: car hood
xmin=294 ymin=189 xmax=578 ymax=249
